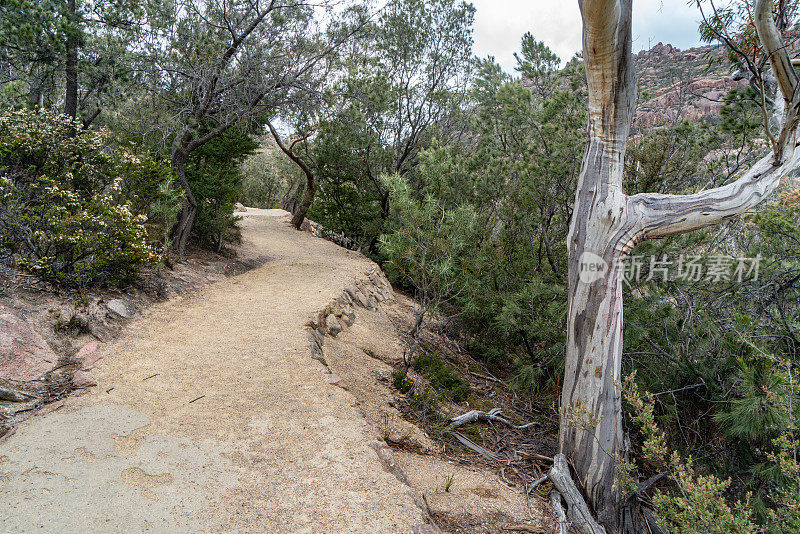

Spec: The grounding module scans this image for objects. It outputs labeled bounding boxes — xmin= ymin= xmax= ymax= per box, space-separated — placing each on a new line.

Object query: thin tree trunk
xmin=171 ymin=147 xmax=198 ymax=257
xmin=290 ymin=174 xmax=315 ymax=229
xmin=28 ymin=69 xmax=45 ymax=109
xmin=282 ymin=181 xmax=301 ymax=213
xmin=266 ymin=121 xmax=316 ymax=230
xmin=64 ymin=0 xmax=79 ymax=123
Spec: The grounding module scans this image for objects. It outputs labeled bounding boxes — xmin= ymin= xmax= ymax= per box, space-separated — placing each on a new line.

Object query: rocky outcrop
xmin=0 ymin=307 xmax=58 ymax=382
xmin=631 ymin=43 xmax=751 ymax=129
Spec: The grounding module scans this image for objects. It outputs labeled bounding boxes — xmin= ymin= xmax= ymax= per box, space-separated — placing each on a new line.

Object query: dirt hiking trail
xmin=0 ymin=209 xmax=428 ymax=533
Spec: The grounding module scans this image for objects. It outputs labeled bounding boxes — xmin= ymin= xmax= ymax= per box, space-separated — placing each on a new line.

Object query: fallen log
xmin=550 ymin=490 xmax=569 ymax=534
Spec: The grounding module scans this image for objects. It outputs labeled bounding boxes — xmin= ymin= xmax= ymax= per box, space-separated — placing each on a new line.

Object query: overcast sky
xmin=472 ymin=0 xmax=705 ymax=73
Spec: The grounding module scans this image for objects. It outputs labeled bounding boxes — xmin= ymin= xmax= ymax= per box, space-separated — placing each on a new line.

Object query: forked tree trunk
xmin=561 ymin=0 xmax=799 ymax=531
xmin=290 ymin=175 xmax=315 ymax=229
xmin=561 ymin=2 xmax=636 ymax=529
xmin=282 ymin=181 xmax=301 ymax=213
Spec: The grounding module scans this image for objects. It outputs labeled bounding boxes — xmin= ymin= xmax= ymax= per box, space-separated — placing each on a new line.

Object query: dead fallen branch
xmin=451 ymin=431 xmax=502 ymax=461
xmin=528 ymin=475 xmax=548 ymax=493
xmin=468 ymin=370 xmax=506 ymax=385
xmin=447 ymin=408 xmax=540 ymax=431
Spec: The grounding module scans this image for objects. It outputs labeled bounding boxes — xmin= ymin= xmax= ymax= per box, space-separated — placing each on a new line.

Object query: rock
xmin=106 ymin=299 xmax=134 ymax=319
xmin=326 ymin=374 xmax=345 ymax=388
xmin=299 ymin=218 xmax=312 ymax=232
xmin=0 ymin=307 xmax=59 ymax=381
xmin=89 ymin=324 xmax=112 ymax=342
xmin=355 ymin=290 xmax=370 ymax=308
xmin=307 ymin=329 xmax=324 ymax=348
xmin=76 ymin=342 xmax=102 ymax=370
xmin=234 ymin=202 xmax=247 ymax=213
xmin=310 ymin=345 xmax=326 ymax=365
xmin=0 ymin=387 xmax=36 ymax=402
xmin=328 ymin=318 xmax=342 ymax=337
xmin=71 ymin=371 xmax=97 ymax=388
xmin=343 ymin=284 xmax=358 ymax=301
xmin=342 ymin=307 xmax=356 ymax=327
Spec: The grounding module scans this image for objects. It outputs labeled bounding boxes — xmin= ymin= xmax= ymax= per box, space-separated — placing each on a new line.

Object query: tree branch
xmin=630 ymin=138 xmax=798 ymax=239
xmin=265 ymin=120 xmax=314 ymax=178
xmin=754 ymin=0 xmax=798 ymax=103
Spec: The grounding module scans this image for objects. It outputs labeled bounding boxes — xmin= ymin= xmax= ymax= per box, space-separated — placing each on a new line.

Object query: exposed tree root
xmin=550 ymin=490 xmax=569 ymax=534
xmin=547 ymin=454 xmax=607 ymax=534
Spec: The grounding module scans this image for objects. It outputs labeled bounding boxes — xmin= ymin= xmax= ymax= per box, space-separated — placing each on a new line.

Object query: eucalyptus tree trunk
xmin=560 ymin=0 xmax=800 ymax=531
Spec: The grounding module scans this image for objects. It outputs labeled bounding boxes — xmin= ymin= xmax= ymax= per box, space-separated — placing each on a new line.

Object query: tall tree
xmin=303 ymin=0 xmax=475 ymax=248
xmin=144 ymin=0 xmax=355 ymax=255
xmin=559 ymin=0 xmax=799 ymax=531
xmin=0 ymin=0 xmax=143 ymax=125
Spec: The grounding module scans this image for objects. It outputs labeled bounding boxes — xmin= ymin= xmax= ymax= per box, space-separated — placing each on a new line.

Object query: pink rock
xmin=0 ymin=307 xmax=58 ymax=381
xmin=76 ymin=341 xmax=103 ymax=369
xmin=71 ymin=371 xmax=97 ymax=388
xmin=326 ymin=374 xmax=345 ymax=388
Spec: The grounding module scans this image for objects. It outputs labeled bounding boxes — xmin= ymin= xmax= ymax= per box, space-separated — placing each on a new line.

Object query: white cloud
xmin=471 ymin=0 xmax=705 ymax=74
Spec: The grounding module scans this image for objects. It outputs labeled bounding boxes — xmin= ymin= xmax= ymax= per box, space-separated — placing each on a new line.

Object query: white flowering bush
xmin=0 ymin=109 xmax=169 ymax=286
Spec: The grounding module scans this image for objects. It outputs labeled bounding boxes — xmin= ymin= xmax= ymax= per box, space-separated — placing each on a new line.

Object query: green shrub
xmin=186 ymin=127 xmax=256 ymax=251
xmin=392 ymin=368 xmax=414 ymax=393
xmin=0 ymin=109 xmax=168 ymax=286
xmin=413 ymin=351 xmax=470 ymax=402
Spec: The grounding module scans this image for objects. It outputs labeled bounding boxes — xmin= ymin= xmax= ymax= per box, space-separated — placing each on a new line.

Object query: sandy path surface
xmin=0 ymin=209 xmax=425 ymax=533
